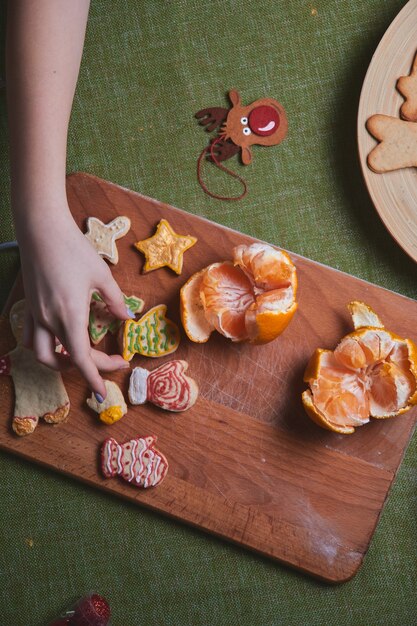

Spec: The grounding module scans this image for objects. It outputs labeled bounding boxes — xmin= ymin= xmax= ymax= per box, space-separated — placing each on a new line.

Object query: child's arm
xmin=6 ymin=0 xmax=129 ymax=399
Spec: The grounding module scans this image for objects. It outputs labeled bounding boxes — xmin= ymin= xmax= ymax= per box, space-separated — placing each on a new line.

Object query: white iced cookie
xmin=85 ymin=216 xmax=131 ymax=264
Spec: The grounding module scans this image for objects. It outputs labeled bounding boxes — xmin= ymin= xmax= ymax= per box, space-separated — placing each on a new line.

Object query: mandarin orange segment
xmin=301 ymin=391 xmax=358 ymax=435
xmin=200 ymin=262 xmax=255 ymax=341
xmin=180 ymin=243 xmax=298 ymax=344
xmin=234 ymin=243 xmax=295 ymax=292
xmin=302 ymin=302 xmax=417 ymax=434
xmin=369 ymin=361 xmax=414 ymax=417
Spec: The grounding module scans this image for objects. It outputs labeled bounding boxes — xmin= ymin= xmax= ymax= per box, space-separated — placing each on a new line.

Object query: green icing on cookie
xmin=123 ymin=305 xmax=180 ymax=359
xmin=89 ymin=292 xmax=144 ymax=345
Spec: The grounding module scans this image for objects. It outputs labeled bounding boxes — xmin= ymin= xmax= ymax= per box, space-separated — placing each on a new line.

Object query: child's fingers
xmin=63 ymin=323 xmax=107 ymax=399
xmin=91 ymin=349 xmax=130 ymax=372
xmin=98 ymin=275 xmax=133 ymax=321
xmin=32 ymin=322 xmax=72 ymax=371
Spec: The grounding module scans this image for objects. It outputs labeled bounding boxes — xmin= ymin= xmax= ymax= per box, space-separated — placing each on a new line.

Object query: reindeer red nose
xmin=248 ymin=106 xmax=280 ymax=136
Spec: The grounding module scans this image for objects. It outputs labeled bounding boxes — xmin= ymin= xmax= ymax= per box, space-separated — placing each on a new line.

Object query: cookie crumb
xmin=311 ymin=7 xmax=318 ymax=16
xmin=25 ymin=538 xmax=34 ymax=548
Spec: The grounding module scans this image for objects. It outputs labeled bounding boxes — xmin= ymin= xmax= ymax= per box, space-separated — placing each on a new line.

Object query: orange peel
xmin=180 ymin=242 xmax=297 ymax=344
xmin=302 ymin=301 xmax=417 ymax=434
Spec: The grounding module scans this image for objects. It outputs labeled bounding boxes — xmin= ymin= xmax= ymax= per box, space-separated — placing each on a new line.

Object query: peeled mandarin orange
xmin=180 ymin=242 xmax=297 ymax=344
xmin=302 ymin=301 xmax=417 ymax=434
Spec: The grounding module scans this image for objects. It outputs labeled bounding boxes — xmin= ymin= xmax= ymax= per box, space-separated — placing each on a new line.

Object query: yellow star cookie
xmin=134 ymin=219 xmax=197 ymax=275
xmin=85 ymin=216 xmax=131 ymax=264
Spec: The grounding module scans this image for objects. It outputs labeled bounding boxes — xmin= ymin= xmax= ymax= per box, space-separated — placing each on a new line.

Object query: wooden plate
xmin=358 ymin=0 xmax=417 ymax=263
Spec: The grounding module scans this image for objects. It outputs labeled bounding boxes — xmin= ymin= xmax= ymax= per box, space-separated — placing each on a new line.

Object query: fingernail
xmin=126 ymin=307 xmax=136 ymax=319
xmin=95 ymin=392 xmax=105 ymax=403
xmin=119 ymin=361 xmax=130 ymax=369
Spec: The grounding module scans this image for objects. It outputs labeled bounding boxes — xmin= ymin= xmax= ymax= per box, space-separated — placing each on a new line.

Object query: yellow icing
xmin=99 ymin=406 xmax=124 ymax=425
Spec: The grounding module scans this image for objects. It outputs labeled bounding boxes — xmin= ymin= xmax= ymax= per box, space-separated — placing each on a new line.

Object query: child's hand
xmin=6 ymin=0 xmax=122 ymax=400
xmin=16 ymin=208 xmax=131 ymax=400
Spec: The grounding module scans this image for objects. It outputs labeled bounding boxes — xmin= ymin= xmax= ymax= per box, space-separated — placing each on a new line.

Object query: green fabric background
xmin=0 ymin=1 xmax=416 ymax=624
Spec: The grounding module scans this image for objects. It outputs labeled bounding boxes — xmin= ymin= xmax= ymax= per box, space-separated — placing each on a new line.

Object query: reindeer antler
xmin=208 ymin=136 xmax=240 ymax=162
xmin=195 ymin=107 xmax=229 ymax=133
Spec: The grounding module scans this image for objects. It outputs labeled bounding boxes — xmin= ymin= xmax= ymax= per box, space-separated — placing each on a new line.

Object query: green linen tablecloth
xmin=1 ymin=1 xmax=416 ymax=624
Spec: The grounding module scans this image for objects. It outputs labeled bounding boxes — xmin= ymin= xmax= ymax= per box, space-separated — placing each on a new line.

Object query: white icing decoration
xmin=128 ymin=368 xmax=149 ymax=404
xmin=105 ymin=440 xmax=113 ymax=476
xmin=116 ymin=443 xmax=123 ymax=474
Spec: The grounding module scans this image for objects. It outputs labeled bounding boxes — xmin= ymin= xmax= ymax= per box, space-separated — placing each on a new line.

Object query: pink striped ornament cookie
xmin=128 ymin=360 xmax=198 ymax=412
xmin=101 ymin=436 xmax=168 ymax=488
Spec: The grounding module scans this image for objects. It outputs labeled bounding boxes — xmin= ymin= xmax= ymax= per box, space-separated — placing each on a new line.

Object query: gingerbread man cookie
xmin=86 ymin=380 xmax=128 ymax=425
xmin=134 ymin=219 xmax=197 ymax=275
xmin=85 ymin=216 xmax=131 ymax=264
xmin=397 ymin=51 xmax=417 ymax=122
xmin=101 ymin=435 xmax=168 ymax=488
xmin=366 ymin=114 xmax=417 ymax=172
xmin=0 ymin=300 xmax=70 ymax=436
xmin=128 ymin=360 xmax=198 ymax=411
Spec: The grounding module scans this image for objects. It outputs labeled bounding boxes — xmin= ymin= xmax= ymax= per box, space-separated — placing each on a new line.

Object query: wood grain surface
xmin=1 ymin=173 xmax=416 ymax=583
xmin=358 ymin=0 xmax=417 ymax=262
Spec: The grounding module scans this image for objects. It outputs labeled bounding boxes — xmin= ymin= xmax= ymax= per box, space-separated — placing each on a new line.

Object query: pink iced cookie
xmin=101 ymin=436 xmax=168 ymax=488
xmin=128 ymin=360 xmax=198 ymax=412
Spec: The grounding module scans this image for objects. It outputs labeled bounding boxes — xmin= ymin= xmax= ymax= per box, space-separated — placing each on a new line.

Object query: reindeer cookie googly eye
xmin=195 ymin=88 xmax=288 ymax=201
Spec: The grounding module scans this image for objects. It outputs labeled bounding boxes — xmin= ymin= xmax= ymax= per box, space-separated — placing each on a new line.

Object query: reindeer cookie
xmin=0 ymin=300 xmax=70 ymax=436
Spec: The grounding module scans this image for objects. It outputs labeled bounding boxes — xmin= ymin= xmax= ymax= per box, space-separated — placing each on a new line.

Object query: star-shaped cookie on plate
xmin=134 ymin=219 xmax=197 ymax=274
xmin=85 ymin=216 xmax=131 ymax=264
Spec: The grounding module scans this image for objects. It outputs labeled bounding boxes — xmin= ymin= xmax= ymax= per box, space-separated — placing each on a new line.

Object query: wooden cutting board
xmin=1 ymin=173 xmax=416 ymax=583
